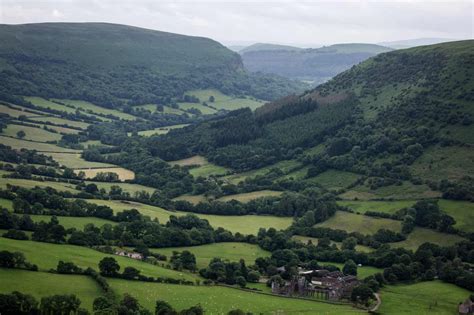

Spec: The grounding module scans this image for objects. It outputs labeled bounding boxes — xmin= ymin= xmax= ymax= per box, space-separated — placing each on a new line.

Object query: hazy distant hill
xmin=239 ymin=43 xmax=302 ymax=54
xmin=0 ymin=23 xmax=304 ymax=107
xmin=241 ymin=43 xmax=393 ymax=84
xmin=378 ymin=37 xmax=458 ymax=49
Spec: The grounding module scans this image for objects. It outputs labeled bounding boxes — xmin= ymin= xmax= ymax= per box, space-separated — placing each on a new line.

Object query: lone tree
xmin=99 ymin=257 xmax=120 ymax=277
xmin=209 ymin=95 xmax=215 ymax=102
xmin=351 ymin=284 xmax=374 ymax=306
xmin=16 ymin=130 xmax=26 ymax=139
xmin=343 ymin=259 xmax=358 ymax=276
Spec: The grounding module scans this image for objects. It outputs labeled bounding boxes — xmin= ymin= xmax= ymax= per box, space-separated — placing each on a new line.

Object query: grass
xmin=0 ymin=237 xmax=199 ymax=282
xmin=30 ymin=116 xmax=90 ymax=129
xmin=178 ymin=102 xmax=217 ymax=115
xmin=172 ymin=194 xmax=208 ymax=205
xmin=135 ymin=104 xmax=186 ymax=115
xmin=109 ymin=278 xmax=362 ymax=314
xmin=85 ymin=199 xmax=293 ymax=235
xmin=339 ymin=181 xmax=441 ymax=200
xmin=29 ymin=215 xmax=117 ymax=230
xmin=0 ymin=104 xmax=41 ymax=118
xmin=2 ymin=123 xmax=62 ymax=142
xmin=183 ymin=89 xmax=265 ymax=111
xmin=292 ymin=235 xmax=373 ymax=253
xmin=86 ymin=181 xmax=157 ymax=195
xmin=217 ymin=190 xmax=283 ymax=202
xmin=55 ymin=99 xmax=137 ymax=120
xmin=304 ymin=170 xmax=361 ymax=190
xmin=47 ymin=152 xmax=115 ymax=168
xmin=337 ymin=200 xmax=416 ymax=215
xmin=24 ymin=96 xmax=77 ymax=113
xmin=411 ymin=145 xmax=474 ymax=181
xmin=438 ymin=200 xmax=474 ymax=233
xmin=0 ymin=178 xmax=78 ymax=193
xmin=390 ymin=227 xmax=465 ymax=251
xmin=0 ymin=136 xmax=80 ymax=153
xmin=280 ymin=166 xmax=310 ymax=180
xmin=0 ymin=269 xmax=101 ymax=312
xmin=223 ymin=160 xmax=302 ymax=185
xmin=134 ymin=124 xmax=189 ymax=136
xmin=379 ymin=280 xmax=471 ymax=315
xmin=327 ymin=262 xmax=382 ymax=279
xmin=170 ymin=156 xmax=229 ymax=177
xmin=315 ymin=211 xmax=402 ymax=234
xmin=75 ymin=167 xmax=135 ymax=181
xmin=149 ymin=242 xmax=270 ymax=269
xmin=0 ymin=198 xmax=13 ymax=209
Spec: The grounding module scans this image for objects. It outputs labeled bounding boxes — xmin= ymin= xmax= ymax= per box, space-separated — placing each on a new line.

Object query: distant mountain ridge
xmin=378 ymin=37 xmax=459 ymax=49
xmin=0 ymin=22 xmax=305 ymax=107
xmin=240 ymin=43 xmax=392 ymax=84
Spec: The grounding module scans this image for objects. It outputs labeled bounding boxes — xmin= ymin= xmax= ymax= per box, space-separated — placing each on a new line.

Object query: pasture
xmin=149 ymin=242 xmax=270 ymax=269
xmin=85 ymin=199 xmax=293 ymax=235
xmin=75 ymin=167 xmax=135 ymax=181
xmin=304 ymin=169 xmax=361 ymax=190
xmin=292 ymin=235 xmax=372 ymax=253
xmin=55 ymin=99 xmax=137 ymax=120
xmin=169 ymin=155 xmax=229 ymax=177
xmin=390 ymin=227 xmax=465 ymax=251
xmin=29 ymin=215 xmax=117 ymax=230
xmin=169 ymin=155 xmax=207 ymax=166
xmin=326 ymin=262 xmax=382 ymax=280
xmin=46 ymin=152 xmax=116 ymax=169
xmin=0 ymin=237 xmax=199 ymax=282
xmin=135 ymin=104 xmax=185 ymax=115
xmin=134 ymin=124 xmax=189 ymax=136
xmin=87 ymin=181 xmax=157 ymax=195
xmin=30 ymin=116 xmax=90 ymax=129
xmin=1 ymin=123 xmax=62 ymax=142
xmin=0 ymin=178 xmax=78 ymax=193
xmin=217 ymin=190 xmax=283 ymax=202
xmin=0 ymin=269 xmax=101 ymax=312
xmin=315 ymin=211 xmax=402 ymax=234
xmin=0 ymin=135 xmax=79 ymax=152
xmin=339 ymin=181 xmax=441 ymax=200
xmin=379 ymin=280 xmax=471 ymax=315
xmin=0 ymin=104 xmax=42 ymax=118
xmin=183 ymin=89 xmax=264 ymax=111
xmin=109 ymin=278 xmax=361 ymax=315
xmin=172 ymin=194 xmax=208 ymax=205
xmin=438 ymin=199 xmax=474 ymax=233
xmin=337 ymin=200 xmax=416 ymax=215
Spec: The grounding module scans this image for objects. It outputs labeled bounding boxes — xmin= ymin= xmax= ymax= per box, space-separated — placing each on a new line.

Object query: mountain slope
xmin=147 ymin=41 xmax=474 ymax=190
xmin=241 ymin=43 xmax=393 ymax=84
xmin=239 ymin=43 xmax=302 ymax=54
xmin=378 ymin=37 xmax=459 ymax=49
xmin=0 ymin=23 xmax=304 ymax=107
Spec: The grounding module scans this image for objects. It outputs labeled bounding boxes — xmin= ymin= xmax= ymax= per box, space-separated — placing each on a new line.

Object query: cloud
xmin=0 ymin=0 xmax=472 ymax=46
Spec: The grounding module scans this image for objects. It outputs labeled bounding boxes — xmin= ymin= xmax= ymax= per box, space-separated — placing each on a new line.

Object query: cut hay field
xmin=339 ymin=181 xmax=441 ymax=200
xmin=149 ymin=242 xmax=270 ymax=269
xmin=183 ymin=89 xmax=265 ymax=111
xmin=438 ymin=200 xmax=474 ymax=233
xmin=0 ymin=178 xmax=78 ymax=193
xmin=0 ymin=104 xmax=43 ymax=118
xmin=292 ymin=235 xmax=373 ymax=253
xmin=85 ymin=199 xmax=293 ymax=235
xmin=337 ymin=200 xmax=416 ymax=215
xmin=54 ymin=99 xmax=137 ymax=120
xmin=410 ymin=145 xmax=474 ymax=181
xmin=169 ymin=155 xmax=229 ymax=177
xmin=0 ymin=135 xmax=80 ymax=152
xmin=217 ymin=190 xmax=283 ymax=202
xmin=47 ymin=152 xmax=116 ymax=168
xmin=379 ymin=280 xmax=471 ymax=315
xmin=109 ymin=278 xmax=362 ymax=315
xmin=390 ymin=227 xmax=465 ymax=251
xmin=0 ymin=237 xmax=199 ymax=282
xmin=29 ymin=215 xmax=117 ymax=230
xmin=133 ymin=124 xmax=189 ymax=136
xmin=75 ymin=167 xmax=135 ymax=181
xmin=223 ymin=159 xmax=303 ymax=185
xmin=0 ymin=269 xmax=101 ymax=312
xmin=304 ymin=169 xmax=361 ymax=190
xmin=1 ymin=123 xmax=62 ymax=142
xmin=315 ymin=211 xmax=402 ymax=234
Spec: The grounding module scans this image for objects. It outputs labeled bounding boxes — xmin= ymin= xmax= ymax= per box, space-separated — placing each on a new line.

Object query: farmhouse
xmin=115 ymin=250 xmax=143 ymax=260
xmin=272 ymin=269 xmax=360 ymax=301
xmin=459 ymin=297 xmax=474 ymax=315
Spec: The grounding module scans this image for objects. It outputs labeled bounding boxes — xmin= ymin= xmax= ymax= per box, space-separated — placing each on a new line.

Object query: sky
xmin=1 ymin=0 xmax=472 ymax=47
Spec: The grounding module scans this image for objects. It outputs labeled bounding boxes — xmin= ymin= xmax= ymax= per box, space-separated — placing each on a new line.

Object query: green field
xmin=379 ymin=281 xmax=471 ymax=315
xmin=217 ymin=190 xmax=283 ymax=203
xmin=0 ymin=135 xmax=80 ymax=153
xmin=304 ymin=170 xmax=361 ymax=190
xmin=76 ymin=167 xmax=135 ymax=181
xmin=55 ymin=99 xmax=137 ymax=120
xmin=438 ymin=200 xmax=474 ymax=233
xmin=327 ymin=262 xmax=382 ymax=280
xmin=136 ymin=104 xmax=186 ymax=115
xmin=149 ymin=242 xmax=270 ymax=269
xmin=134 ymin=124 xmax=189 ymax=136
xmin=390 ymin=227 xmax=465 ymax=251
xmin=172 ymin=194 xmax=208 ymax=205
xmin=292 ymin=235 xmax=373 ymax=253
xmin=169 ymin=155 xmax=229 ymax=177
xmin=87 ymin=181 xmax=157 ymax=195
xmin=1 ymin=123 xmax=62 ymax=142
xmin=24 ymin=96 xmax=78 ymax=113
xmin=411 ymin=145 xmax=474 ymax=181
xmin=30 ymin=116 xmax=90 ymax=129
xmin=315 ymin=211 xmax=402 ymax=234
xmin=0 ymin=178 xmax=78 ymax=193
xmin=337 ymin=200 xmax=416 ymax=215
xmin=223 ymin=160 xmax=303 ymax=185
xmin=46 ymin=152 xmax=116 ymax=168
xmin=178 ymin=102 xmax=217 ymax=115
xmin=0 ymin=269 xmax=101 ymax=312
xmin=0 ymin=104 xmax=43 ymax=118
xmin=0 ymin=198 xmax=13 ymax=209
xmin=280 ymin=166 xmax=310 ymax=180
xmin=339 ymin=181 xmax=441 ymax=200
xmin=183 ymin=89 xmax=265 ymax=111
xmin=109 ymin=278 xmax=361 ymax=315
xmin=169 ymin=155 xmax=208 ymax=167
xmin=85 ymin=199 xmax=293 ymax=235
xmin=0 ymin=237 xmax=199 ymax=282
xmin=29 ymin=215 xmax=117 ymax=230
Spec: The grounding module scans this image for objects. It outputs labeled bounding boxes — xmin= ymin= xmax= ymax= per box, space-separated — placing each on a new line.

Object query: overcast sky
xmin=1 ymin=0 xmax=472 ymax=46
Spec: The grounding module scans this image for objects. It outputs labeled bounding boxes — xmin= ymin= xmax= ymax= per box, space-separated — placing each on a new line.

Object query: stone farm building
xmin=272 ymin=269 xmax=359 ymax=301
